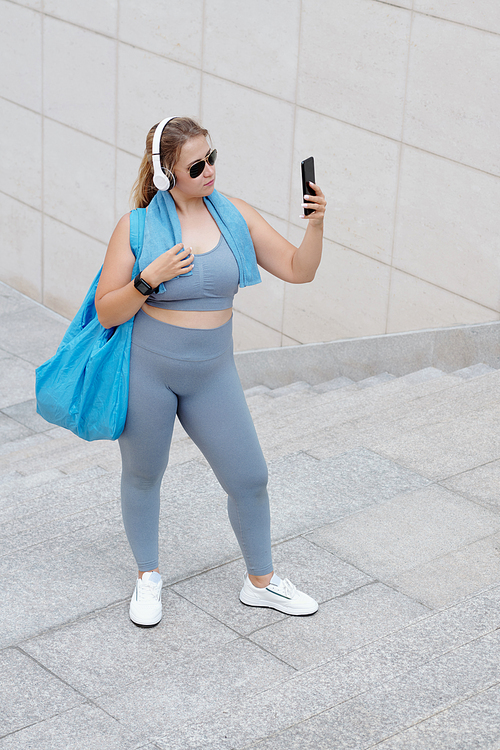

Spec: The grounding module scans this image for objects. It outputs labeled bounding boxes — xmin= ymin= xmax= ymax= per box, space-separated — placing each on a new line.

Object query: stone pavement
xmin=1 ymin=279 xmax=500 ymax=749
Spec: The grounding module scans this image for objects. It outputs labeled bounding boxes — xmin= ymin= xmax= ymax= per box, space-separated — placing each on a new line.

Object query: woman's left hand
xmin=302 ymin=182 xmax=327 ymax=227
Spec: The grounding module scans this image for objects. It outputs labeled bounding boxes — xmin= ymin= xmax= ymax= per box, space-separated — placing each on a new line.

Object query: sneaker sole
xmin=129 ymin=608 xmax=162 ymax=628
xmin=239 ymin=592 xmax=318 ymax=616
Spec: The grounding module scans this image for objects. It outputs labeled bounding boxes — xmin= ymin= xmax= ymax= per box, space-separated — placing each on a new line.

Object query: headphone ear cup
xmin=165 ymin=168 xmax=175 ymax=190
xmin=153 ymin=166 xmax=175 ymax=191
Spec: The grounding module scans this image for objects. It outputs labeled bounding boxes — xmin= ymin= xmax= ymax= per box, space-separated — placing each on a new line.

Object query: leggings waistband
xmin=131 ymin=308 xmax=233 ymax=361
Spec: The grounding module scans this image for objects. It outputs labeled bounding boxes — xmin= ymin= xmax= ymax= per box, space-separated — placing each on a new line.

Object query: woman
xmin=95 ymin=116 xmax=326 ymax=627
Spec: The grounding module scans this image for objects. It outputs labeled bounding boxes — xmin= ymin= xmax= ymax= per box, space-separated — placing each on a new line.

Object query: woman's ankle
xmin=138 ymin=568 xmax=160 ymax=579
xmin=248 ymin=571 xmax=273 ymax=588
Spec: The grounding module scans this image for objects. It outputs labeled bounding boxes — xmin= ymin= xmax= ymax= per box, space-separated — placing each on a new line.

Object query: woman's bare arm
xmin=228 ymin=183 xmax=326 ymax=284
xmin=95 ymin=213 xmax=193 ymax=329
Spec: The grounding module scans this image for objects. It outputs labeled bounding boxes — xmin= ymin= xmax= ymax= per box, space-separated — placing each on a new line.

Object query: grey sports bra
xmin=145 ymin=234 xmax=239 ymax=311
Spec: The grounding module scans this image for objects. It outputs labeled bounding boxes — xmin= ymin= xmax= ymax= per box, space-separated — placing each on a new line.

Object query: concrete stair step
xmin=157 ymin=582 xmax=500 ymax=750
xmin=265 ymin=380 xmax=313 ymax=398
xmin=355 ymin=371 xmax=397 ymax=389
xmin=250 ymin=369 xmax=500 ymax=461
xmin=312 ymin=376 xmax=355 ymax=393
xmin=248 ymin=372 xmax=460 ymax=437
xmin=452 ymin=363 xmax=497 ymax=379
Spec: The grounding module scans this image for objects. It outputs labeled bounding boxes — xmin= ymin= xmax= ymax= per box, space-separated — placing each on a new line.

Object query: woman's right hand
xmin=141 ymin=243 xmax=194 ymax=288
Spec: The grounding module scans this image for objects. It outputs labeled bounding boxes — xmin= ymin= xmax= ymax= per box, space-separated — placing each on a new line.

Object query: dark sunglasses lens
xmin=189 ymin=149 xmax=217 ymax=178
xmin=189 ymin=160 xmax=205 ymax=178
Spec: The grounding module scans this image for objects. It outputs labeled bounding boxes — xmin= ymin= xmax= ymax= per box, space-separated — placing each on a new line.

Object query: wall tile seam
xmin=40 ymin=0 xmax=45 ymax=308
xmin=5 ymin=90 xmax=500 ymax=183
xmin=234 ymin=248 xmax=500 ymax=320
xmin=383 ymin=264 xmax=500 ymax=315
xmin=283 ymin=0 xmax=304 ymax=344
xmin=0 ymin=96 xmax=119 ymax=152
xmin=232 ymin=308 xmax=282 ymax=338
xmin=5 ymin=3 xmax=119 ymax=43
xmin=112 ymin=0 xmax=120 ymax=224
xmin=217 ymin=191 xmax=500 ymax=304
xmin=1 ymin=195 xmax=498 ymax=317
xmin=386 ymin=7 xmax=414 ymax=333
xmin=45 ymin=114 xmax=117 ymax=151
xmin=198 ymin=69 xmax=299 ymax=106
xmin=398 ymin=142 xmax=500 ymax=182
xmin=410 ymin=10 xmax=500 ymax=38
xmin=0 ymin=189 xmax=44 ymax=215
xmin=268 ymin=101 xmax=500 ymax=182
xmin=7 ymin=0 xmax=500 ymax=41
xmin=371 ymin=1 xmax=500 ymax=38
xmin=40 ymin=210 xmax=109 ymax=251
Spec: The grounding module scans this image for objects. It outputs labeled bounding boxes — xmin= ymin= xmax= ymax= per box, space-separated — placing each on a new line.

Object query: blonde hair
xmin=130 ymin=117 xmax=210 ymax=208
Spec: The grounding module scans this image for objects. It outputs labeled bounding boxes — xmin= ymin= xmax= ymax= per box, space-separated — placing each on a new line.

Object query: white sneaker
xmin=239 ymin=573 xmax=318 ymax=616
xmin=129 ymin=571 xmax=162 ymax=627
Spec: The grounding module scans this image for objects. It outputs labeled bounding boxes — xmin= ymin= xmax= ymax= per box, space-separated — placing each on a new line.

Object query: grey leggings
xmin=118 ymin=309 xmax=273 ymax=575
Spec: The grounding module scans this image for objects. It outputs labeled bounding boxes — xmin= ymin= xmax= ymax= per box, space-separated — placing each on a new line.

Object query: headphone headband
xmin=152 ymin=116 xmax=178 ymax=191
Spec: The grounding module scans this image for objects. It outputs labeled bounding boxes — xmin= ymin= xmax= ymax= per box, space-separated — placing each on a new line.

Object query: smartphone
xmin=301 ymin=157 xmax=316 ymax=216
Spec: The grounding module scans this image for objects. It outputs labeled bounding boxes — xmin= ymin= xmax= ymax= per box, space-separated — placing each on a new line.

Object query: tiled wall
xmin=1 ymin=0 xmax=499 ymax=349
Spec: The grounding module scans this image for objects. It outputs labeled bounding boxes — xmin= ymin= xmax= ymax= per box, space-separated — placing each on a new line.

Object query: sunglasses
xmin=188 ymin=148 xmax=217 ymax=178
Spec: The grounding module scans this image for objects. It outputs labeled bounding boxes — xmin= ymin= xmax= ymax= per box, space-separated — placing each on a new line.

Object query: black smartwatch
xmin=134 ymin=274 xmax=157 ymax=296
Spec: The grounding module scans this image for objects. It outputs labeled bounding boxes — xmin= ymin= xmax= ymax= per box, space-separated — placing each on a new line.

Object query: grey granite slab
xmin=0 ymin=521 xmax=134 ymax=647
xmin=1 ymin=466 xmax=118 ymax=524
xmin=173 ymin=536 xmax=371 ymax=635
xmin=0 ymin=648 xmax=84 ymax=737
xmin=0 ymin=412 xmax=32 ymax=445
xmin=212 ymin=630 xmax=500 ymax=750
xmin=355 ymin=371 xmax=396 ymax=388
xmin=0 ymin=703 xmax=142 ymax=749
xmin=0 ymin=432 xmax=54 ymax=467
xmin=365 ymin=405 xmax=500 ymax=480
xmin=441 ymin=459 xmax=500 ymax=514
xmin=388 ymin=532 xmax=500 ymax=608
xmin=306 ymin=484 xmax=500 ymax=580
xmin=0 ymin=465 xmax=108 ymax=511
xmin=265 ymin=448 xmax=430 ymax=542
xmin=313 ymin=376 xmax=355 ymax=393
xmin=22 ymin=589 xmax=237 ymax=699
xmin=321 ymin=629 xmax=500 ymax=749
xmin=0 ymin=282 xmax=38 ymax=317
xmin=396 ymin=366 xmax=446 ymax=384
xmin=373 ymin=682 xmax=500 ymax=750
xmin=452 ymin=362 xmax=497 ymax=379
xmin=309 ymin=367 xmax=498 ymax=439
xmin=93 ymin=638 xmax=294 ymax=742
xmin=0 ymin=429 xmax=101 ymax=476
xmin=0 ymin=356 xmax=37 ymax=409
xmin=0 ymin=496 xmax=121 ymax=558
xmin=1 ymin=398 xmax=53 ymax=433
xmin=0 ymin=306 xmax=68 ymax=366
xmin=267 ymin=380 xmax=313 ymax=398
xmin=156 ymin=589 xmax=500 ymax=750
xmin=0 ymin=467 xmax=65 ymax=500
xmin=248 ymin=582 xmax=429 ymax=670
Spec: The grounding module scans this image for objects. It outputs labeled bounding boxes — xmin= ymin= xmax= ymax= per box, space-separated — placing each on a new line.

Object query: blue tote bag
xmin=35 ymin=209 xmax=146 ymax=442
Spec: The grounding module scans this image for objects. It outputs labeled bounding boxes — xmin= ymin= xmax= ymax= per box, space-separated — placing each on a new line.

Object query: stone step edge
xmin=235 ymin=320 xmax=500 ymax=390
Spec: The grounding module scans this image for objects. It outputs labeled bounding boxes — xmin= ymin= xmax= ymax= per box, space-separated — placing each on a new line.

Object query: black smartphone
xmin=301 ymin=156 xmax=316 ymax=216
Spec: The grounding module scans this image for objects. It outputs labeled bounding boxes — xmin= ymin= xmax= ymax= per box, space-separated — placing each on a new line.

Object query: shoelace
xmin=137 ymin=579 xmax=161 ymax=602
xmin=274 ymin=578 xmax=297 ymax=599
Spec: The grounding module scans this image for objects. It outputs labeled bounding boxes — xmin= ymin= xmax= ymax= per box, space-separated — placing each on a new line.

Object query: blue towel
xmin=139 ymin=189 xmax=261 ymax=292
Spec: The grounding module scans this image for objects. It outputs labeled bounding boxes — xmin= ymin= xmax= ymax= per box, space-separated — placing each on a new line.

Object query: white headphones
xmin=152 ymin=116 xmax=178 ymax=191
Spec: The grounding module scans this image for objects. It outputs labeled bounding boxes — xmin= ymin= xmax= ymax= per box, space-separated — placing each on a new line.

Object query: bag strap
xmin=129 ymin=208 xmax=147 ymax=259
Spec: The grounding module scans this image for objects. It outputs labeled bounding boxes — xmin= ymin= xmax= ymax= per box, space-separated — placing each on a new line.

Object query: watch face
xmin=134 ymin=275 xmax=152 ymax=295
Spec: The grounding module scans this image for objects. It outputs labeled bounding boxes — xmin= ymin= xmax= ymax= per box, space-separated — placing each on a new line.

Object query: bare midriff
xmin=143 ymin=305 xmax=232 ymax=329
